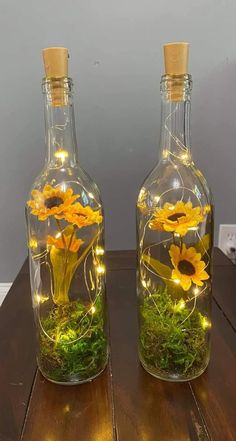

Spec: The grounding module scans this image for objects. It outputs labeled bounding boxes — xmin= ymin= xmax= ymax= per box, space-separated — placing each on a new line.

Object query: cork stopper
xmin=164 ymin=42 xmax=189 ymax=75
xmin=42 ymin=47 xmax=69 ymax=78
xmin=42 ymin=47 xmax=69 ymax=106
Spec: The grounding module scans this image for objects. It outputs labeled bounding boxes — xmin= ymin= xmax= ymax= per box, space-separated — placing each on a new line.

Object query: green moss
xmin=38 ymin=295 xmax=107 ymax=383
xmin=139 ymin=287 xmax=209 ymax=378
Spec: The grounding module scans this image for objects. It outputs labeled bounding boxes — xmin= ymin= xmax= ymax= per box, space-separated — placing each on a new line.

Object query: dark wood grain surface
xmin=1 ymin=249 xmax=236 ymax=441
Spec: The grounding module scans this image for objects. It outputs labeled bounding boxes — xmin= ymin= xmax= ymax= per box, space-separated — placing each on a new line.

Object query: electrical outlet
xmin=218 ymin=224 xmax=236 ymax=260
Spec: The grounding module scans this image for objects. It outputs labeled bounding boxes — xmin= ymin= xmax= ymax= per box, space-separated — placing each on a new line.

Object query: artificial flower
xmin=149 ymin=201 xmax=203 ymax=236
xmin=169 ymin=244 xmax=209 ymax=291
xmin=58 ymin=202 xmax=102 ymax=228
xmin=27 ymin=185 xmax=79 ymax=221
xmin=47 ymin=227 xmax=83 ymax=253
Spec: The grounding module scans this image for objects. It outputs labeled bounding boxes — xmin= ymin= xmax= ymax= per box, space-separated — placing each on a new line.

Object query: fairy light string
xmin=139 ymin=101 xmax=211 ymax=329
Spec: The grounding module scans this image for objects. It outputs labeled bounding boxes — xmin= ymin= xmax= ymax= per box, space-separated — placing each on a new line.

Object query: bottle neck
xmin=159 ymin=74 xmax=192 ymax=163
xmin=43 ymin=78 xmax=78 ymax=167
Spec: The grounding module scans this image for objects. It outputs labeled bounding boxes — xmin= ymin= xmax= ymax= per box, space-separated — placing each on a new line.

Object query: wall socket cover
xmin=218 ymin=224 xmax=236 ymax=255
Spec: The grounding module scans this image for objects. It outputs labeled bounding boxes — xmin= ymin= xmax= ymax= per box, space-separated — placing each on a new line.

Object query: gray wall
xmin=1 ymin=0 xmax=236 ymax=281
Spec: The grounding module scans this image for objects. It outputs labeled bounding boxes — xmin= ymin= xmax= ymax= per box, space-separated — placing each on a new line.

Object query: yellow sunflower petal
xmin=149 ymin=200 xmax=204 ymax=236
xmin=169 ymin=243 xmax=209 ymax=292
xmin=180 ymin=275 xmax=192 ymax=291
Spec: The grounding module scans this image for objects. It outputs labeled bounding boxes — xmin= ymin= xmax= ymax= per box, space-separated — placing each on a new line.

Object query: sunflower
xmin=57 ymin=202 xmax=103 ymax=228
xmin=47 ymin=227 xmax=83 ymax=253
xmin=27 ymin=185 xmax=79 ymax=221
xmin=149 ymin=201 xmax=203 ymax=236
xmin=169 ymin=244 xmax=209 ymax=291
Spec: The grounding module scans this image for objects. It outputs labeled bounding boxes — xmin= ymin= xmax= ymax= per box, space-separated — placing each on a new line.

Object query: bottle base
xmin=38 ymin=355 xmax=108 ymax=386
xmin=139 ymin=355 xmax=210 ymax=382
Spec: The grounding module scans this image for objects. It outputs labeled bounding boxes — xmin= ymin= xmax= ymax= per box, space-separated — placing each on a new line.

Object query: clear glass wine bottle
xmin=26 ymin=48 xmax=108 ymax=384
xmin=137 ymin=43 xmax=213 ymax=381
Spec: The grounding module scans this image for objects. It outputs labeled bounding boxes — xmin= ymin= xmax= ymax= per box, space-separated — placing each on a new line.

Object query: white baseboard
xmin=0 ymin=283 xmax=12 ymax=306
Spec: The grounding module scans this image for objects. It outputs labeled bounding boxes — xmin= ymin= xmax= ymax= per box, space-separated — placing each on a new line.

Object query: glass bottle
xmin=26 ymin=47 xmax=107 ymax=384
xmin=137 ymin=43 xmax=213 ymax=381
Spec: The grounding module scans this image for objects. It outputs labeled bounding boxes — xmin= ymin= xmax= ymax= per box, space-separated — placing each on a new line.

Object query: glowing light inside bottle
xmin=95 ymin=246 xmax=104 ymax=256
xmin=54 ymin=150 xmax=69 ymax=162
xmin=142 ymin=280 xmax=147 ymax=288
xmin=96 ymin=264 xmax=105 ymax=275
xmin=174 ymin=278 xmax=180 ymax=284
xmin=154 ymin=195 xmax=160 ymax=203
xmin=29 ymin=238 xmax=38 ymax=249
xmin=90 ymin=305 xmax=96 ymax=314
xmin=201 ymin=317 xmax=211 ymax=330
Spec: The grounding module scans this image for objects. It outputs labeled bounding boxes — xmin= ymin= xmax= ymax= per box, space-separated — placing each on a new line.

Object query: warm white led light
xmin=90 ymin=305 xmax=96 ymax=314
xmin=29 ymin=238 xmax=38 ymax=249
xmin=54 ymin=150 xmax=69 ymax=161
xmin=162 ymin=149 xmax=169 ymax=159
xmin=174 ymin=299 xmax=185 ymax=312
xmin=154 ymin=195 xmax=160 ymax=204
xmin=188 ymin=226 xmax=198 ymax=231
xmin=181 ymin=153 xmax=189 ymax=161
xmin=174 ymin=279 xmax=180 ymax=284
xmin=36 ymin=293 xmax=49 ymax=304
xmin=201 ymin=317 xmax=211 ymax=330
xmin=96 ymin=264 xmax=105 ymax=275
xmin=95 ymin=246 xmax=104 ymax=256
xmin=142 ymin=280 xmax=147 ymax=288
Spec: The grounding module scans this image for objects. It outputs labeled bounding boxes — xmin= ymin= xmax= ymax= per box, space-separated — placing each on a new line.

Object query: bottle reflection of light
xmin=173 ymin=178 xmax=180 ymax=189
xmin=63 ymin=404 xmax=70 ymax=414
xmin=95 ymin=246 xmax=104 ymax=256
xmin=88 ymin=192 xmax=94 ymax=199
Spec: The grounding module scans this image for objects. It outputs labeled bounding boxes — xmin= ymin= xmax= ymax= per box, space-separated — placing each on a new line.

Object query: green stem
xmin=75 ymin=230 xmax=100 ymax=272
xmin=63 ymin=228 xmax=75 ymax=283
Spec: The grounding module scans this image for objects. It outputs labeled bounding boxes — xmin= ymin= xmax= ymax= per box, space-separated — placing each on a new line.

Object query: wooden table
xmin=1 ymin=248 xmax=236 ymax=441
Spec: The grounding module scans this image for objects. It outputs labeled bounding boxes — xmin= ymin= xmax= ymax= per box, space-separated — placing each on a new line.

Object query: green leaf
xmin=195 ymin=234 xmax=210 ymax=255
xmin=142 ymin=254 xmax=172 ymax=280
xmin=142 ymin=254 xmax=185 ymax=298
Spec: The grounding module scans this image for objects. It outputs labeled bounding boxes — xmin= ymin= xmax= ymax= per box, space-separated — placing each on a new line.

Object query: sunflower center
xmin=178 ymin=259 xmax=195 ymax=276
xmin=168 ymin=212 xmax=186 ymax=222
xmin=75 ymin=213 xmax=87 ymax=218
xmin=44 ymin=196 xmax=64 ymax=209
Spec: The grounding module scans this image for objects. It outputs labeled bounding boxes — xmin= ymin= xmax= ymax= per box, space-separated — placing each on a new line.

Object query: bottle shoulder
xmin=137 ymin=159 xmax=212 ymax=210
xmin=26 ymin=164 xmax=102 ymax=209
